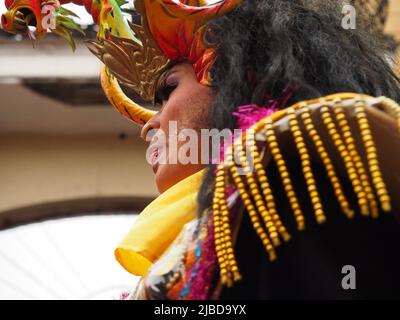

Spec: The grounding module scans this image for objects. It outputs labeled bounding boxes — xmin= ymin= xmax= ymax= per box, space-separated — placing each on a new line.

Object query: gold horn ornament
xmin=100 ymin=65 xmax=156 ymax=126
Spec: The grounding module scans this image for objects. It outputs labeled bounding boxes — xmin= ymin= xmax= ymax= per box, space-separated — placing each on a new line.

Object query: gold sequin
xmin=300 ymin=109 xmax=354 ymax=218
xmin=263 ymin=117 xmax=306 ymax=230
xmin=354 ymin=96 xmax=391 ymax=212
xmin=332 ymin=99 xmax=379 ymax=217
xmin=288 ymin=108 xmax=326 ymax=224
xmin=320 ymin=104 xmax=369 ymax=215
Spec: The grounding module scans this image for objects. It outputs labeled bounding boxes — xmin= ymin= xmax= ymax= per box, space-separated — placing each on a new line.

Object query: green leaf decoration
xmin=115 ymin=0 xmax=128 ymax=7
xmin=58 ymin=16 xmax=85 ymax=35
xmin=58 ymin=6 xmax=80 ymax=19
xmin=51 ymin=27 xmax=76 ymax=51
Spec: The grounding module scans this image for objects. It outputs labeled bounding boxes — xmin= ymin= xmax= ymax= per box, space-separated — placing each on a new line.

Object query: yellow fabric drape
xmin=115 ymin=169 xmax=205 ymax=276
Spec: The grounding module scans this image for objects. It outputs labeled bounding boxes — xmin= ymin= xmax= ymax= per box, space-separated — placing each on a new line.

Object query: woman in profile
xmin=3 ymin=0 xmax=400 ymax=299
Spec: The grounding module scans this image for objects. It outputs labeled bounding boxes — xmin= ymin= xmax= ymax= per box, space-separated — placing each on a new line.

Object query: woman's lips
xmin=148 ymin=144 xmax=161 ymax=174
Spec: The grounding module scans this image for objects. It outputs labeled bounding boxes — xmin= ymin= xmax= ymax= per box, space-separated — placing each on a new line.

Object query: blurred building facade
xmin=0 ymin=33 xmax=158 ymax=229
xmin=0 ymin=18 xmax=158 ymax=298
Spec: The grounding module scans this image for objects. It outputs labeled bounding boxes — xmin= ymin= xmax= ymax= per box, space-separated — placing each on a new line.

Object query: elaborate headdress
xmin=1 ymin=0 xmax=395 ymax=125
xmin=1 ymin=0 xmax=241 ymax=125
xmin=88 ymin=0 xmax=241 ymax=101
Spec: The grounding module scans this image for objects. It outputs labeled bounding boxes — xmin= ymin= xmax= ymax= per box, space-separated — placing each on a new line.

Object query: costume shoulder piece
xmin=211 ymin=93 xmax=400 ymax=287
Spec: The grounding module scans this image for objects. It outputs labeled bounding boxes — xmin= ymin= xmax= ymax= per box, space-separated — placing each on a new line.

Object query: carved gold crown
xmin=87 ymin=21 xmax=170 ymax=103
xmin=87 ymin=0 xmax=241 ymax=108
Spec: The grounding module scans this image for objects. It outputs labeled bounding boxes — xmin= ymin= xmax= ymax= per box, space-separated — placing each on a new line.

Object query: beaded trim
xmin=212 ymin=93 xmax=400 ymax=287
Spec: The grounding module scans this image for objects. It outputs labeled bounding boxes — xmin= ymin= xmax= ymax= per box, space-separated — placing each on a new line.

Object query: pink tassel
xmin=233 ymin=82 xmax=300 ymax=131
xmin=233 ymin=104 xmax=277 ymax=131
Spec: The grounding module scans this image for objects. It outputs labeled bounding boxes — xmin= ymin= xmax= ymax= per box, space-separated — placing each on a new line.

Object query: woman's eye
xmin=155 ymin=83 xmax=178 ymax=105
xmin=162 ymin=84 xmax=177 ymax=100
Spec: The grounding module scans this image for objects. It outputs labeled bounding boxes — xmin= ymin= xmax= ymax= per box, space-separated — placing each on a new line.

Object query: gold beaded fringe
xmin=212 ymin=93 xmax=400 ymax=287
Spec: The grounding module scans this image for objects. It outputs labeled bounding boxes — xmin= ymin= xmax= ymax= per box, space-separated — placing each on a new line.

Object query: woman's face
xmin=141 ymin=63 xmax=213 ymax=193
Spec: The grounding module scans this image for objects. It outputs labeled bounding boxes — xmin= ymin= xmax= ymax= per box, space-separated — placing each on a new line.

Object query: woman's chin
xmin=154 ymin=164 xmax=185 ymax=194
xmin=155 ymin=164 xmax=206 ymax=194
xmin=154 ymin=164 xmax=171 ymax=194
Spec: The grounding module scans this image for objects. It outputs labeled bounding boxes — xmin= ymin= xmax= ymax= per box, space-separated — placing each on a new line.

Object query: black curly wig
xmin=197 ymin=0 xmax=400 ymax=215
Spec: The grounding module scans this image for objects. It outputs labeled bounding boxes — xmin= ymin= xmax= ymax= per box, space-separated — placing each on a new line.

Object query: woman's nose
xmin=140 ymin=114 xmax=160 ymax=141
